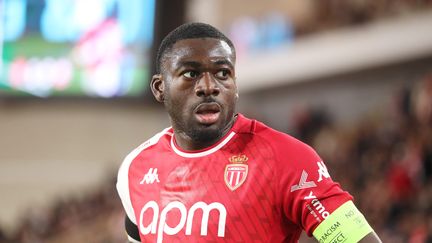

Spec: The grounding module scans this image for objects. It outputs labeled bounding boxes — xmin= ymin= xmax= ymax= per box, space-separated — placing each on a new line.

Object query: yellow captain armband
xmin=312 ymin=201 xmax=373 ymax=243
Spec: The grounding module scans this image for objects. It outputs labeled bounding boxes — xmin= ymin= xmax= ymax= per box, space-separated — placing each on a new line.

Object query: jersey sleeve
xmin=117 ymin=139 xmax=152 ymax=226
xmin=116 ymin=128 xmax=171 ymax=241
xmin=116 ymin=150 xmax=138 ymax=225
xmin=273 ymin=133 xmax=353 ymax=236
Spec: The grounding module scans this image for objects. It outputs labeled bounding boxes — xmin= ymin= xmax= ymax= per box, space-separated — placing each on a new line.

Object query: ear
xmin=150 ymin=74 xmax=165 ymax=103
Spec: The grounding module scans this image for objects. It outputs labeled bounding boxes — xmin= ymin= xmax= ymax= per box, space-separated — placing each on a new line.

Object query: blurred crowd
xmin=293 ymin=76 xmax=432 ymax=243
xmin=0 ymin=176 xmax=125 ymax=243
xmin=304 ymin=0 xmax=432 ymax=34
xmin=0 ymin=76 xmax=431 ymax=242
xmin=226 ymin=0 xmax=432 ymax=55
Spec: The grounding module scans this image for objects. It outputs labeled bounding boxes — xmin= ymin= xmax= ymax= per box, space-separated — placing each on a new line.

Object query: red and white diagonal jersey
xmin=117 ymin=114 xmax=352 ymax=242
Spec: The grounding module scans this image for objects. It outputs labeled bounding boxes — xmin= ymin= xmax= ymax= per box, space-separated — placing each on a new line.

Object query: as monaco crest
xmin=224 ymin=155 xmax=249 ymax=191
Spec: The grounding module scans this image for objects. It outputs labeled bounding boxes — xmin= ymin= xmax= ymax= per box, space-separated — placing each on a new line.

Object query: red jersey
xmin=117 ymin=114 xmax=352 ymax=242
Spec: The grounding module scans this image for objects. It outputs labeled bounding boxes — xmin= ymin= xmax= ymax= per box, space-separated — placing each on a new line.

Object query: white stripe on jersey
xmin=127 ymin=235 xmax=141 ymax=243
xmin=117 ymin=127 xmax=171 ymax=224
xmin=170 ymin=131 xmax=236 ymax=158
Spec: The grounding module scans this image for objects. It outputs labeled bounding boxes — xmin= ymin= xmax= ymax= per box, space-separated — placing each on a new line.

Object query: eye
xmin=183 ymin=71 xmax=199 ymax=79
xmin=215 ymin=70 xmax=230 ymax=80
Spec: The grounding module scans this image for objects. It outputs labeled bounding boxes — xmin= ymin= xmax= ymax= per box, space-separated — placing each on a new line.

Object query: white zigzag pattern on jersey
xmin=290 ymin=170 xmax=317 ymax=192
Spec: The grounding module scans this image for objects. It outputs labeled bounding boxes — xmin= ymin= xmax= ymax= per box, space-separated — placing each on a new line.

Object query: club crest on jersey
xmin=224 ymin=155 xmax=249 ymax=191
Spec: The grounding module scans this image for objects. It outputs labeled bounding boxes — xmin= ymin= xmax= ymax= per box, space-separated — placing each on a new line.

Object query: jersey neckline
xmin=169 ymin=114 xmax=244 ymax=158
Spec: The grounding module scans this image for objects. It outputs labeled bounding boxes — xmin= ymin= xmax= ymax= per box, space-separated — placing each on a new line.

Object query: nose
xmin=195 ymin=72 xmax=220 ymax=97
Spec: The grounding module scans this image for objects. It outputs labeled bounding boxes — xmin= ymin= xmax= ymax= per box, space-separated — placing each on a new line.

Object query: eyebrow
xmin=175 ymin=59 xmax=234 ymax=71
xmin=214 ymin=59 xmax=234 ymax=69
xmin=176 ymin=61 xmax=201 ymax=69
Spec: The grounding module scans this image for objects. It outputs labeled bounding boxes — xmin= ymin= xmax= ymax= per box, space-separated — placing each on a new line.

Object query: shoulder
xmin=117 ymin=126 xmax=171 ymax=194
xmin=235 ymin=114 xmax=319 ymax=173
xmin=253 ymin=119 xmax=318 ymax=160
xmin=118 ymin=127 xmax=171 ymax=175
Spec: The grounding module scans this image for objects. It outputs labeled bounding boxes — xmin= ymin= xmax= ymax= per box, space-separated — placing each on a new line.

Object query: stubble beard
xmin=166 ymin=101 xmax=235 ymax=147
xmin=187 ymin=123 xmax=224 ymax=144
xmin=170 ymin=110 xmax=228 ymax=145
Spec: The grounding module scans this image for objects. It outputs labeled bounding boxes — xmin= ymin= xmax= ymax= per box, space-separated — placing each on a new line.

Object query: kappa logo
xmin=224 ymin=155 xmax=248 ymax=191
xmin=290 ymin=170 xmax=317 ymax=192
xmin=317 ymin=161 xmax=330 ymax=182
xmin=140 ymin=168 xmax=160 ymax=184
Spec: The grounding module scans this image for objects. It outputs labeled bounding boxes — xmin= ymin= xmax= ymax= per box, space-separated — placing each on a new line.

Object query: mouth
xmin=194 ymin=102 xmax=221 ymax=125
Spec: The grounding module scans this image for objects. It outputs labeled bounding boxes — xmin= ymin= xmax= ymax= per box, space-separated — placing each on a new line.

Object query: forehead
xmin=165 ymin=38 xmax=235 ymax=66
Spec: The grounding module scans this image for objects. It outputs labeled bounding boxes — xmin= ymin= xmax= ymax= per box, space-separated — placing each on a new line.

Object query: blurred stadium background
xmin=1 ymin=0 xmax=432 ymax=242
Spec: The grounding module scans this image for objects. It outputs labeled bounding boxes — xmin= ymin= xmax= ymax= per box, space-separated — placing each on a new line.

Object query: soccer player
xmin=116 ymin=22 xmax=382 ymax=243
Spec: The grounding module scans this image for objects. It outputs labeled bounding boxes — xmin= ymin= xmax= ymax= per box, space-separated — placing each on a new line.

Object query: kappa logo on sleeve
xmin=317 ymin=161 xmax=330 ymax=182
xmin=291 ymin=170 xmax=317 ymax=192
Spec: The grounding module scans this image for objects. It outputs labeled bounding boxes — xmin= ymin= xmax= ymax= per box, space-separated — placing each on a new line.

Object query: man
xmin=116 ymin=22 xmax=382 ymax=243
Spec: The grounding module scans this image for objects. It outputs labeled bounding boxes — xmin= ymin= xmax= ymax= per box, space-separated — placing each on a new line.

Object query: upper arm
xmin=271 ymin=133 xmax=381 ymax=242
xmin=272 ymin=134 xmax=381 ymax=242
xmin=275 ymin=136 xmax=352 ymax=233
xmin=311 ymin=200 xmax=381 ymax=243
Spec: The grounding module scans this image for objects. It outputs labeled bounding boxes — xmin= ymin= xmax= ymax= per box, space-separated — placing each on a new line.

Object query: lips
xmin=194 ymin=102 xmax=221 ymax=125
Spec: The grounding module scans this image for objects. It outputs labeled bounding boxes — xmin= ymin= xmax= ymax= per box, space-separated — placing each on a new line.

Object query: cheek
xmin=165 ymin=88 xmax=191 ymax=113
xmin=222 ymin=87 xmax=237 ymax=103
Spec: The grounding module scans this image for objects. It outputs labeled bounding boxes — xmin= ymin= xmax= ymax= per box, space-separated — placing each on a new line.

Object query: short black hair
xmin=155 ymin=22 xmax=235 ymax=74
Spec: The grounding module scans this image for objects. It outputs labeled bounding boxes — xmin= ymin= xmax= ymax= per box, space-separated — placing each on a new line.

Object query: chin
xmin=188 ymin=126 xmax=222 ymax=144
